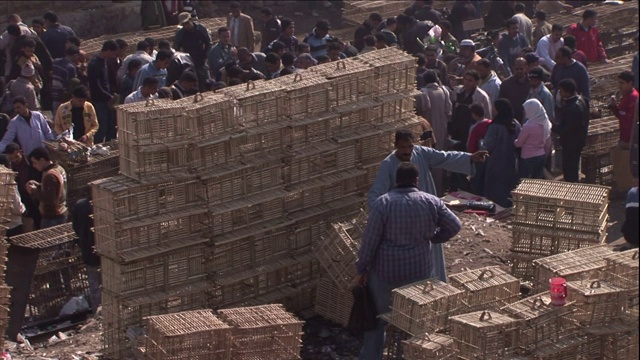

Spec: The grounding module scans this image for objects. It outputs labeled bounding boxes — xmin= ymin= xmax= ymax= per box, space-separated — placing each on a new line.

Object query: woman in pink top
xmin=515 ymin=98 xmax=552 ymax=179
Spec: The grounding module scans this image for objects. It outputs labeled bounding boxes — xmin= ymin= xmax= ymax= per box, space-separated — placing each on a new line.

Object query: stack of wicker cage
xmin=65 ymin=140 xmax=120 ymax=208
xmin=509 ymin=179 xmax=610 ymax=280
xmin=450 ymin=310 xmax=521 ymax=359
xmin=0 ymin=165 xmax=14 ymax=348
xmin=94 ymin=47 xmax=424 ymax=358
xmin=603 ymin=249 xmax=639 ymax=311
xmin=402 ymin=333 xmax=458 ymax=360
xmin=581 ymin=116 xmax=619 ymax=186
xmin=449 ymin=266 xmax=520 ymax=312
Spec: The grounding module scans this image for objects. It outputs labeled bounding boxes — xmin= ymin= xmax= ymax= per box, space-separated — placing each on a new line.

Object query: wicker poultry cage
xmin=313 ymin=219 xmax=362 ymax=291
xmin=284 ymin=113 xmax=334 ymax=149
xmin=116 ymin=98 xmax=187 ymax=146
xmin=373 ymin=92 xmax=418 ymax=125
xmin=356 ymin=47 xmax=417 ymax=96
xmin=390 ymin=279 xmax=466 ymax=335
xmin=510 ymin=222 xmax=606 ymax=258
xmin=449 ymin=266 xmax=520 ymax=312
xmin=330 ymin=98 xmax=382 ymax=135
xmin=509 ymin=253 xmax=541 ymax=282
xmin=176 ymin=92 xmax=236 ymax=140
xmin=450 ymin=310 xmax=520 ymax=360
xmin=282 ymin=142 xmax=355 ymax=184
xmin=532 ymin=245 xmax=614 ymax=294
xmin=270 ymin=72 xmax=331 ymax=119
xmin=44 ymin=139 xmax=90 ymax=167
xmin=566 ymin=280 xmax=628 ymax=326
xmin=402 ymin=333 xmax=457 ymax=360
xmin=500 ymin=292 xmax=577 ymax=355
xmin=231 ymin=123 xmax=286 ymax=158
xmin=284 ymin=169 xmax=363 ymax=214
xmin=101 ymin=243 xmax=207 ymax=296
xmin=119 ymin=140 xmax=192 ymax=181
xmin=308 ymin=59 xmax=375 ymax=107
xmin=66 ymin=142 xmax=120 ymax=207
xmin=603 ymin=249 xmax=639 ymax=305
xmin=217 ymin=304 xmax=304 ymax=360
xmin=383 ymin=322 xmax=412 ymax=360
xmin=581 ymin=151 xmax=615 ymax=186
xmin=230 ymin=279 xmax=318 ymax=314
xmin=583 ymin=314 xmax=639 ymax=360
xmin=144 ymin=310 xmax=232 ymax=360
xmin=523 ymin=333 xmax=590 ymax=360
xmin=582 ymin=116 xmax=620 ymax=156
xmin=314 ymin=277 xmax=354 ymax=327
xmin=511 ymin=179 xmax=610 ymax=233
xmin=185 ymin=137 xmax=238 ymax=176
xmin=208 ymin=190 xmax=287 ymax=235
xmin=588 ymin=53 xmax=637 ymax=100
xmin=220 ymin=80 xmax=286 ymax=130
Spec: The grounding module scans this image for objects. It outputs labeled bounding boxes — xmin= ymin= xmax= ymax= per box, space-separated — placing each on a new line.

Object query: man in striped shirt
xmin=355 ymin=162 xmax=462 ymax=360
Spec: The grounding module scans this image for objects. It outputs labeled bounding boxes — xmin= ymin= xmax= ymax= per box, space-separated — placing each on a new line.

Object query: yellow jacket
xmin=54 ymin=101 xmax=99 ymax=146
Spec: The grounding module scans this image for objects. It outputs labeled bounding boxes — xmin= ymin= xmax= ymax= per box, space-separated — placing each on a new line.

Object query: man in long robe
xmin=368 ymin=129 xmax=488 ymax=282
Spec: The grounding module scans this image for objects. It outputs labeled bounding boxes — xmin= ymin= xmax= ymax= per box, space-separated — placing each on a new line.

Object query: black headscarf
xmin=492 ymin=98 xmax=517 ymax=134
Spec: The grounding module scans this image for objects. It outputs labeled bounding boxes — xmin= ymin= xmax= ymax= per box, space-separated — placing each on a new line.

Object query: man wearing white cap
xmin=174 ymin=12 xmax=212 ymax=92
xmin=449 ymin=39 xmax=481 ymax=85
xmin=8 ymin=61 xmax=40 ymax=111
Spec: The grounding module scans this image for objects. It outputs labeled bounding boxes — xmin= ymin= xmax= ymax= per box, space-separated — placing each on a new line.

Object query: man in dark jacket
xmin=41 ymin=12 xmax=75 ymax=60
xmin=259 ymin=7 xmax=280 ymax=49
xmin=354 ymin=13 xmax=382 ymax=51
xmin=552 ymin=78 xmax=588 ymax=182
xmin=414 ymin=0 xmax=442 ymax=24
xmin=88 ymin=40 xmax=119 ymax=143
xmin=396 ymin=14 xmax=433 ymax=55
xmin=174 ymin=12 xmax=212 ymax=91
xmin=498 ymin=57 xmax=529 ymax=123
xmin=72 ymin=198 xmax=101 ymax=314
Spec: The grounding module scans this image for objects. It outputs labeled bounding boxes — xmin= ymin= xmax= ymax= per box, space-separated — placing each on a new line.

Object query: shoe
xmin=311 ymin=9 xmax=319 ymax=16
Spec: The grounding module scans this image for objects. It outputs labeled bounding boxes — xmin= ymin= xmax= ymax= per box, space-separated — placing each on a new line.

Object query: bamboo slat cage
xmin=450 ymin=311 xmax=520 ymax=360
xmin=282 ymin=142 xmax=356 ymax=184
xmin=313 ymin=218 xmax=363 ymax=291
xmin=227 ymin=280 xmax=318 ymax=314
xmin=355 ymin=47 xmax=418 ymax=96
xmin=583 ymin=116 xmax=620 ymax=156
xmin=583 ymin=314 xmax=639 ymax=360
xmin=175 ymin=92 xmax=236 ymax=140
xmin=314 ymin=277 xmax=354 ymax=327
xmin=270 ymin=72 xmax=331 ymax=119
xmin=603 ymin=249 xmax=639 ymax=303
xmin=284 ymin=114 xmax=334 ymax=149
xmin=308 ymin=59 xmax=376 ymax=107
xmin=117 ymin=99 xmax=187 ymax=146
xmin=581 ymin=151 xmax=615 ymax=186
xmin=402 ymin=333 xmax=457 ymax=360
xmin=510 ymin=223 xmax=605 ymax=257
xmin=566 ymin=280 xmax=628 ymax=326
xmin=449 ymin=266 xmax=520 ymax=312
xmin=220 ymin=80 xmax=286 ymax=130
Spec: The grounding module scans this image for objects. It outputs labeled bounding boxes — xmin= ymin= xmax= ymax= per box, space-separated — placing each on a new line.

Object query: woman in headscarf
xmin=515 ymin=99 xmax=552 ymax=179
xmin=482 ymin=98 xmax=521 ymax=207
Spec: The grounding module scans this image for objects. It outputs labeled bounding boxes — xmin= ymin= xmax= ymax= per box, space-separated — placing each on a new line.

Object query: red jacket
xmin=467 ymin=119 xmax=492 ymax=153
xmin=611 ymin=88 xmax=639 ymax=143
xmin=566 ymin=23 xmax=607 ymax=63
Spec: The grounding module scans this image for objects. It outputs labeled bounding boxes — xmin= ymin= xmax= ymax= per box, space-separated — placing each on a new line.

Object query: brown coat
xmin=227 ymin=13 xmax=255 ymax=51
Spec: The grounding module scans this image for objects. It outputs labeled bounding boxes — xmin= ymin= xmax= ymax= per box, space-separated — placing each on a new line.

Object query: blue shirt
xmin=132 ymin=62 xmax=167 ymax=91
xmin=356 ymin=187 xmax=462 ymax=283
xmin=0 ymin=111 xmax=55 ymax=156
xmin=41 ymin=23 xmax=76 ymax=59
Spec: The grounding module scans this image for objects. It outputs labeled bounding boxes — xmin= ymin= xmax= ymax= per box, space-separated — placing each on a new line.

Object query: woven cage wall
xmin=390 ymin=279 xmax=465 ymax=335
xmin=383 ymin=323 xmax=412 ymax=360
xmin=220 ymin=80 xmax=286 ymax=129
xmin=511 ymin=180 xmax=610 ymax=233
xmin=176 ymin=92 xmax=237 ymax=140
xmin=270 ymin=72 xmax=331 ymax=119
xmin=117 ymin=99 xmax=188 ymax=146
xmin=208 ymin=192 xmax=287 ymax=235
xmin=583 ymin=117 xmax=620 ymax=156
xmin=308 ymin=59 xmax=376 ymax=107
xmin=523 ymin=333 xmax=590 ymax=360
xmin=532 ymin=245 xmax=614 ymax=294
xmin=449 ymin=266 xmax=520 ymax=312
xmin=510 ymin=223 xmax=606 ymax=257
xmin=583 ymin=316 xmax=639 ymax=360
xmin=566 ymin=280 xmax=628 ymax=326
xmin=217 ymin=304 xmax=303 ymax=360
xmin=101 ymin=243 xmax=206 ymax=296
xmin=603 ymin=249 xmax=639 ymax=301
xmin=231 ymin=124 xmax=286 ymax=159
xmin=119 ymin=141 xmax=192 ymax=180
xmin=402 ymin=333 xmax=457 ymax=360
xmin=355 ymin=47 xmax=417 ymax=96
xmin=144 ymin=309 xmax=233 ymax=360
xmin=509 ymin=253 xmax=540 ymax=281
xmin=500 ymin=292 xmax=577 ymax=355
xmin=314 ymin=220 xmax=362 ymax=291
xmin=314 ymin=277 xmax=354 ymax=327
xmin=581 ymin=151 xmax=615 ymax=186
xmin=285 ymin=169 xmax=363 ymax=214
xmin=450 ymin=310 xmax=520 ymax=360
xmin=227 ymin=280 xmax=317 ymax=315
xmin=282 ymin=142 xmax=356 ymax=184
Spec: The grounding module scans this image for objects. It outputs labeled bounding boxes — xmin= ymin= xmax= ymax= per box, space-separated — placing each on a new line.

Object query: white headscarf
xmin=523 ymin=98 xmax=552 ymax=140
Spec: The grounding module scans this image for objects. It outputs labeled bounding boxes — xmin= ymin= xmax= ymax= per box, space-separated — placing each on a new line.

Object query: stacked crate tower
xmin=508 ymin=179 xmax=610 ymax=281
xmin=91 ymin=47 xmax=422 ymax=359
xmin=0 ymin=166 xmax=15 ymax=346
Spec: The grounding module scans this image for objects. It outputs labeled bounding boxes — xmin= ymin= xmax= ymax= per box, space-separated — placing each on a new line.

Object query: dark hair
xmin=386 ymin=16 xmax=397 ymax=26
xmin=551 ymin=24 xmax=563 ymax=33
xmin=144 ymin=37 xmax=156 ymax=47
xmin=439 ymin=20 xmax=451 ymax=31
xmin=493 ymin=98 xmax=517 ymax=133
xmin=218 ymin=26 xmax=230 ymax=35
xmin=212 ymin=81 xmax=227 ymax=90
xmin=396 ymin=162 xmax=419 ymax=186
xmin=514 ymin=3 xmax=525 ymax=12
xmin=395 ymin=129 xmax=415 ymax=144
xmin=280 ymin=18 xmax=293 ymax=33
xmin=534 ymin=10 xmax=547 ymax=21
xmin=470 ymin=103 xmax=485 ymax=117
xmin=618 ymin=71 xmax=634 ymax=83
xmin=136 ymin=41 xmax=150 ymax=51
xmin=179 ymin=71 xmax=198 ymax=83
xmin=28 ymin=147 xmax=50 ymax=162
xmin=281 ymin=52 xmax=295 ymax=66
xmin=3 ymin=142 xmax=21 ymax=154
xmin=228 ymin=78 xmax=243 ymax=86
xmin=65 ymin=46 xmax=79 ymax=56
xmin=476 ymin=58 xmax=491 ymax=69
xmin=396 ymin=14 xmax=412 ymax=26
xmin=158 ymin=40 xmax=171 ymax=50
xmin=265 ymin=53 xmax=281 ymax=64
xmin=12 ymin=96 xmax=27 ymax=106
xmin=66 ymin=36 xmax=81 ymax=47
xmin=155 ymin=49 xmax=173 ymax=61
xmin=260 ymin=7 xmax=273 ymax=16
xmin=369 ymin=13 xmax=383 ymax=22
xmin=128 ymin=59 xmax=142 ymax=71
xmin=296 ymin=43 xmax=310 ymax=53
xmin=72 ymin=85 xmax=89 ymax=99
xmin=506 ymin=18 xmax=519 ymax=28
xmin=464 ymin=70 xmax=480 ymax=81
xmin=32 ymin=18 xmax=45 ymax=26
xmin=582 ymin=9 xmax=597 ymax=20
xmin=0 ymin=154 xmax=9 ymax=168
xmin=271 ymin=41 xmax=286 ymax=52
xmin=557 ymin=46 xmax=572 ymax=59
xmin=364 ymin=35 xmax=376 ymax=47
xmin=43 ymin=11 xmax=58 ymax=23
xmin=142 ymin=76 xmax=159 ymax=88
xmin=558 ymin=78 xmax=577 ymax=93
xmin=375 ymin=33 xmax=386 ymax=42
xmin=21 ymin=38 xmax=36 ymax=48
xmin=316 ymin=19 xmax=330 ymax=31
xmin=102 ymin=40 xmax=118 ymax=52
xmin=415 ymin=53 xmax=426 ymax=66
xmin=563 ymin=35 xmax=577 ymax=49
xmin=316 ymin=54 xmax=330 ymax=63
xmin=230 ymin=1 xmax=241 ymax=9
xmin=116 ymin=39 xmax=128 ymax=50
xmin=423 ymin=69 xmax=439 ymax=84
xmin=327 ymin=42 xmax=342 ymax=52
xmin=6 ymin=24 xmax=20 ymax=37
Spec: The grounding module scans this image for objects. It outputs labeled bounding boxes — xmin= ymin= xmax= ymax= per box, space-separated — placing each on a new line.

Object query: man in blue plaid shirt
xmin=355 ymin=162 xmax=462 ymax=360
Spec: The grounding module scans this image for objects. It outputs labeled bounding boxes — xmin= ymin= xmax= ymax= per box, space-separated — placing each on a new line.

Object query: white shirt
xmin=535 ymin=34 xmax=564 ymax=71
xmin=124 ymin=87 xmax=158 ymax=104
xmin=230 ymin=17 xmax=240 ymax=46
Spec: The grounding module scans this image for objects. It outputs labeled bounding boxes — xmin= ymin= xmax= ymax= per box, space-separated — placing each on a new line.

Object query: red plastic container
xmin=549 ymin=277 xmax=567 ymax=306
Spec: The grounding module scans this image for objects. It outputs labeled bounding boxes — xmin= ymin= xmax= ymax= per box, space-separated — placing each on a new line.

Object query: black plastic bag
xmin=347 ymin=284 xmax=377 ymax=333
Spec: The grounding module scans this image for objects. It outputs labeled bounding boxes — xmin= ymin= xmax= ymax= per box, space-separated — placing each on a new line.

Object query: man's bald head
xmin=7 ymin=14 xmax=21 ymax=25
xmin=514 ymin=57 xmax=527 ymax=79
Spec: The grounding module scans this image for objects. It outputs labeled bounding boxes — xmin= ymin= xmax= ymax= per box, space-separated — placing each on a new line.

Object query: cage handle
xmin=633 ymin=251 xmax=639 ymax=260
xmin=590 ymin=280 xmax=601 ymax=289
xmin=144 ymin=97 xmax=155 ymax=107
xmin=479 ymin=311 xmax=492 ymax=321
xmin=246 ymin=80 xmax=256 ymax=91
xmin=336 ymin=61 xmax=346 ymax=70
xmin=193 ymin=92 xmax=204 ymax=103
xmin=422 ymin=281 xmax=434 ymax=293
xmin=294 ymin=73 xmax=303 ymax=82
xmin=478 ymin=269 xmax=494 ymax=280
xmin=531 ymin=297 xmax=546 ymax=310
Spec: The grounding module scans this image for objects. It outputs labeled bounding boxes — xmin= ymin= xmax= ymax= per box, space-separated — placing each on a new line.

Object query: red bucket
xmin=549 ymin=277 xmax=567 ymax=306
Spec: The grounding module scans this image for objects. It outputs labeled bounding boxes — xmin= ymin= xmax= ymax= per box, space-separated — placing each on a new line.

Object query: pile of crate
xmin=93 ymin=47 xmax=422 ymax=358
xmin=0 ymin=165 xmax=15 ymax=348
xmin=581 ymin=116 xmax=619 ymax=186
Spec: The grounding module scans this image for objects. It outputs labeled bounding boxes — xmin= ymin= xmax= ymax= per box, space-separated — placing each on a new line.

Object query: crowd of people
xmin=0 ymin=0 xmax=637 ymax=347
